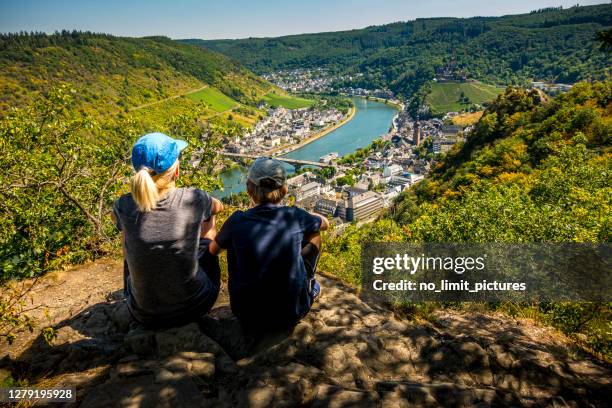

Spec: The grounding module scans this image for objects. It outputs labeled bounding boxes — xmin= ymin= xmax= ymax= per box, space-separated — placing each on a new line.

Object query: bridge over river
xmin=219 ymin=152 xmax=343 ymax=170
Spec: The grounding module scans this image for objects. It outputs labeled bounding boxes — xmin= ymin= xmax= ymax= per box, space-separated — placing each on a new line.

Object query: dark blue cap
xmin=131 ymin=133 xmax=188 ymax=174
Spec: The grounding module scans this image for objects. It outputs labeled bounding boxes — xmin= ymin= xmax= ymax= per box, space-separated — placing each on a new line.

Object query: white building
xmin=383 ymin=164 xmax=403 ymax=177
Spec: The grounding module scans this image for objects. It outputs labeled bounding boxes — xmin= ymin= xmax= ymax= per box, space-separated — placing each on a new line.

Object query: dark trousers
xmin=301 ymin=241 xmax=320 ymax=294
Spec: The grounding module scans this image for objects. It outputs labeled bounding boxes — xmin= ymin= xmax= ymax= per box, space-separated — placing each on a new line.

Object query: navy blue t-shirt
xmin=215 ymin=204 xmax=322 ymax=328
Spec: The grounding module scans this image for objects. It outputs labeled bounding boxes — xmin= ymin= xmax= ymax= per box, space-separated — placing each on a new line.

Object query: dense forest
xmin=0 ymin=31 xmax=272 ymax=118
xmin=187 ymin=4 xmax=612 ymax=98
xmin=320 ymin=81 xmax=611 ymax=356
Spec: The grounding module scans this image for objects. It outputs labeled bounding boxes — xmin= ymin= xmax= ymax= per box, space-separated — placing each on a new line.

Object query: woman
xmin=113 ymin=132 xmax=223 ymax=328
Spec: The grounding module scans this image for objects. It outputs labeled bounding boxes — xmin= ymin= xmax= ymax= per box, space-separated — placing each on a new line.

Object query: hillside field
xmin=426 ymin=81 xmax=504 ymax=115
xmin=261 ymin=91 xmax=315 ymax=109
xmin=186 ymin=87 xmax=238 ymax=112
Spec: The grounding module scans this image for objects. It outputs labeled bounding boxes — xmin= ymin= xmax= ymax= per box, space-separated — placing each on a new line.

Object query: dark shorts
xmin=236 ymin=242 xmax=321 ymax=335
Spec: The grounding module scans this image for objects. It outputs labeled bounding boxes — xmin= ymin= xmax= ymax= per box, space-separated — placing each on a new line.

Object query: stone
xmin=110 ymin=301 xmax=132 ymax=332
xmin=80 ymin=375 xmax=203 ymax=408
xmin=188 ymin=354 xmax=215 ymax=379
xmin=312 ymin=384 xmax=378 ymax=408
xmin=154 ymin=368 xmax=185 ymax=383
xmin=243 ymin=385 xmax=276 ymax=407
xmin=113 ymin=361 xmax=154 ymax=378
xmin=200 ymin=306 xmax=252 ymax=360
xmin=124 ymin=328 xmax=156 ymax=356
xmin=85 ymin=310 xmax=109 ymax=329
xmin=163 ymin=356 xmax=191 ymax=372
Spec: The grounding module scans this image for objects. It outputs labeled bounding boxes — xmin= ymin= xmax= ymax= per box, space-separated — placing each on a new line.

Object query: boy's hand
xmin=201 ymin=215 xmax=216 ymax=239
xmin=310 ymin=211 xmax=330 ymax=231
xmin=209 ymin=239 xmax=223 ymax=256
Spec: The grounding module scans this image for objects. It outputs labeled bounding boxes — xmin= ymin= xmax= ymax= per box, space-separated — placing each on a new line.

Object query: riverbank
xmin=363 ymin=96 xmax=403 ymax=110
xmin=216 ymin=98 xmax=397 ymax=197
xmin=265 ymin=105 xmax=356 ymax=156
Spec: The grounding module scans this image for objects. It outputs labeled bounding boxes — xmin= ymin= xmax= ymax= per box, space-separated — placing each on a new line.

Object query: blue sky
xmin=0 ymin=0 xmax=608 ymax=39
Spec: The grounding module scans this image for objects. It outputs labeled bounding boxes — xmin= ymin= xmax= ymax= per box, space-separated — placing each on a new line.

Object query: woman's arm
xmin=201 ymin=198 xmax=224 ymax=239
xmin=211 ymin=197 xmax=223 ymax=215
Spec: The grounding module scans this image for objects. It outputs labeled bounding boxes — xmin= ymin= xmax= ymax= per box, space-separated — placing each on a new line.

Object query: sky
xmin=0 ymin=0 xmax=608 ymax=40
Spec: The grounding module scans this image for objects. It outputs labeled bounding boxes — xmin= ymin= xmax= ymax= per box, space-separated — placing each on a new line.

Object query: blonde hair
xmin=130 ymin=161 xmax=179 ymax=212
xmin=247 ymin=180 xmax=288 ymax=205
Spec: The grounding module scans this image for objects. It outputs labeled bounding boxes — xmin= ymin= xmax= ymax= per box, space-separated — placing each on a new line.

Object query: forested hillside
xmin=187 ymin=4 xmax=611 ymax=97
xmin=320 ymin=81 xmax=611 ymax=355
xmin=0 ymin=31 xmax=273 ymax=119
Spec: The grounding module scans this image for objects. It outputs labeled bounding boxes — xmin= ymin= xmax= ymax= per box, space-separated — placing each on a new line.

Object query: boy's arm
xmin=310 ymin=211 xmax=330 ymax=231
xmin=208 ymin=239 xmax=224 ymax=256
xmin=208 ymin=210 xmax=234 ymax=256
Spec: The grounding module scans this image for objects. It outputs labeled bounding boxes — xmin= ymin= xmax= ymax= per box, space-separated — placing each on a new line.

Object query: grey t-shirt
xmin=113 ymin=188 xmax=214 ymax=323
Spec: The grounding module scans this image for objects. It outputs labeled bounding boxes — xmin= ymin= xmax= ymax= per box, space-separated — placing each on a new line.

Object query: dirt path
xmin=1 ymin=259 xmax=610 ymax=407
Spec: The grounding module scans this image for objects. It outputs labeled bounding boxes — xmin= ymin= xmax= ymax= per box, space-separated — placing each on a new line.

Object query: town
xmin=279 ymin=109 xmax=467 ymax=226
xmin=220 ymin=68 xmax=472 ymax=226
xmin=224 ymin=105 xmax=347 ymax=156
xmin=221 ymin=65 xmax=573 ymax=225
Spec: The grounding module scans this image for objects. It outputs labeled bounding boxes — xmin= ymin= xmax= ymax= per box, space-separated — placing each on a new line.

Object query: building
xmin=295 ymin=181 xmax=320 ymax=201
xmin=344 ymin=191 xmax=383 ymax=222
xmin=387 ymin=176 xmax=412 ymax=191
xmin=413 ymin=121 xmax=421 ymax=145
xmin=314 ymin=198 xmax=339 ymax=217
xmin=319 ymin=152 xmax=339 ymax=164
xmin=441 ymin=125 xmax=462 ymax=138
xmin=433 ymin=139 xmax=458 ymax=154
xmin=295 ymin=195 xmax=318 ymax=211
xmin=404 ymin=173 xmax=424 ymax=184
xmin=383 ymin=164 xmax=403 ymax=178
xmin=287 ymin=172 xmax=315 ymax=188
xmin=344 ymin=186 xmax=368 ymax=198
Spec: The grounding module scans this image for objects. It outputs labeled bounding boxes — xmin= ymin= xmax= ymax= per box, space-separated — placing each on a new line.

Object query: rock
xmin=113 ymin=360 xmax=155 ymax=378
xmin=163 ymin=356 xmax=191 ymax=372
xmin=156 ymin=322 xmax=222 ymax=356
xmin=110 ymin=301 xmax=132 ymax=332
xmin=490 ymin=344 xmax=516 ymax=370
xmin=451 ymin=341 xmax=489 ymax=368
xmin=377 ymin=382 xmax=499 ymax=408
xmin=165 ymin=351 xmax=216 ymax=379
xmin=124 ymin=327 xmax=156 ymax=356
xmin=189 ymin=354 xmax=215 ymax=379
xmin=85 ymin=310 xmax=109 ymax=329
xmin=80 ymin=374 xmax=203 ymax=408
xmin=154 ymin=368 xmax=184 ymax=383
xmin=200 ymin=306 xmax=252 ymax=360
xmin=312 ymin=384 xmax=379 ymax=407
xmin=243 ymin=384 xmax=276 ymax=407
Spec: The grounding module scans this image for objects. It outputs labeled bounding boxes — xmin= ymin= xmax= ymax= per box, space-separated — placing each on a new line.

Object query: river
xmin=215 ymin=98 xmax=398 ymax=198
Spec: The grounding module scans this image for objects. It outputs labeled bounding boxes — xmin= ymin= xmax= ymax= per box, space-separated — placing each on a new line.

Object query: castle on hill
xmin=435 ymin=57 xmax=467 ymax=82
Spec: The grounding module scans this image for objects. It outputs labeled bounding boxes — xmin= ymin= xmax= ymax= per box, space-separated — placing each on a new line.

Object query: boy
xmin=209 ymin=157 xmax=329 ymax=332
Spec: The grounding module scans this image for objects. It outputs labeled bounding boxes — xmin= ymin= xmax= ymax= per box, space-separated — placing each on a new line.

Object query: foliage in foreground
xmin=0 ymin=86 xmax=230 ymax=282
xmin=320 ymin=82 xmax=612 ymax=357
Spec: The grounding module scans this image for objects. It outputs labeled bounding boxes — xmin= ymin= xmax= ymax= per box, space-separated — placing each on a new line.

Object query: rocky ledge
xmin=3 ymin=275 xmax=610 ymax=407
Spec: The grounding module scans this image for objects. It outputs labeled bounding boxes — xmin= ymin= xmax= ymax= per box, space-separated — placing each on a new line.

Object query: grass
xmin=427 ymin=81 xmax=504 ymax=115
xmin=185 ymin=87 xmax=238 ymax=112
xmin=451 ymin=111 xmax=484 ymax=127
xmin=261 ymin=92 xmax=315 ymax=109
